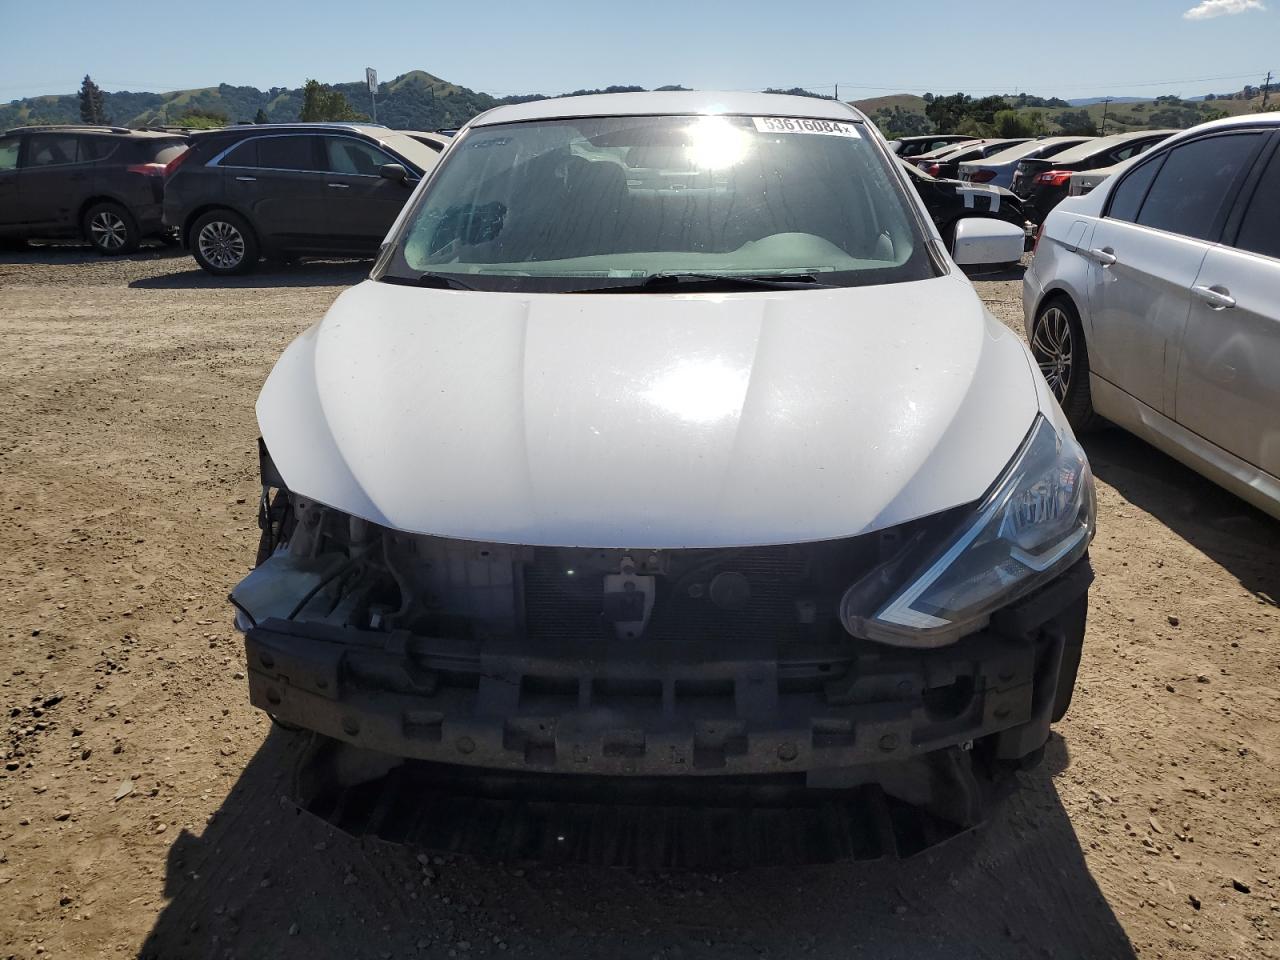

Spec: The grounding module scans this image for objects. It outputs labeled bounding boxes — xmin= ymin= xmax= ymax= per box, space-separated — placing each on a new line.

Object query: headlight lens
xmin=843 ymin=415 xmax=1095 ymax=647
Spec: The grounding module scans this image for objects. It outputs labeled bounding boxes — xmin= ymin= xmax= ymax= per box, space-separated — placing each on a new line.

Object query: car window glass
xmin=254 ymin=136 xmax=319 ymax=171
xmin=222 ymin=139 xmax=258 ymax=167
xmin=1107 ymin=155 xmax=1164 ymax=223
xmin=78 ymin=137 xmax=117 ymax=161
xmin=323 ymin=137 xmax=392 ymax=176
xmin=0 ymin=138 xmax=18 ymax=171
xmin=25 ymin=134 xmax=79 ymax=167
xmin=1234 ymin=149 xmax=1280 ymax=260
xmin=1135 ymin=134 xmax=1263 ymax=241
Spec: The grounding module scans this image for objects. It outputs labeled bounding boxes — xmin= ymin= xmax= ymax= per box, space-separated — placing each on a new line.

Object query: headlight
xmin=842 ymin=415 xmax=1095 ymax=648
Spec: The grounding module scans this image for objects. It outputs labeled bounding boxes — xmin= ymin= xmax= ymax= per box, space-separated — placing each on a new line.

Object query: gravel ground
xmin=0 ymin=246 xmax=1277 ymax=960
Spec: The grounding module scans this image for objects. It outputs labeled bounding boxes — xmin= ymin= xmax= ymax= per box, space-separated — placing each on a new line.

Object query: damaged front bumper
xmin=244 ymin=558 xmax=1091 ymax=785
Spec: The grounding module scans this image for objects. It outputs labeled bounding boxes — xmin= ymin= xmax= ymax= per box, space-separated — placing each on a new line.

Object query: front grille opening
xmin=922 ymin=676 xmax=976 ymax=722
xmin=595 ymin=677 xmax=663 ymax=709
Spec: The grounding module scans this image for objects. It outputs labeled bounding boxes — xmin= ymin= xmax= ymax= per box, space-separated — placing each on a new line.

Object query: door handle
xmin=326 ymin=182 xmax=350 ymax=189
xmin=235 ymin=176 xmax=257 ymax=182
xmin=1192 ymin=284 xmax=1236 ymax=310
xmin=1088 ymin=247 xmax=1117 ymax=267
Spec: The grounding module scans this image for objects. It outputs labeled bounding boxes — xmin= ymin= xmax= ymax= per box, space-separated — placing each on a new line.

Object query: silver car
xmin=1023 ymin=115 xmax=1280 ymax=519
xmin=959 ymin=137 xmax=1093 ymax=190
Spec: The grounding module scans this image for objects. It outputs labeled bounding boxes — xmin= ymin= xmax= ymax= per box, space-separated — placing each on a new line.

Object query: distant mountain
xmin=0 ymin=72 xmax=692 ymax=132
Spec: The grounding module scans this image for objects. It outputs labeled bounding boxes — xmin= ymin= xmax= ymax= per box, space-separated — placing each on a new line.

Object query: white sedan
xmin=232 ymin=92 xmax=1094 ymax=815
xmin=1024 ymin=115 xmax=1280 ymax=519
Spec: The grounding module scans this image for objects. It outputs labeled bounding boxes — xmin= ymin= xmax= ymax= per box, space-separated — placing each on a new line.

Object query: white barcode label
xmin=752 ymin=117 xmax=862 ymax=138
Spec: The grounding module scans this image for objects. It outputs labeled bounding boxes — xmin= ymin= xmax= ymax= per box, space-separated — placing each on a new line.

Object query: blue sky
xmin=1 ymin=0 xmax=1274 ymax=102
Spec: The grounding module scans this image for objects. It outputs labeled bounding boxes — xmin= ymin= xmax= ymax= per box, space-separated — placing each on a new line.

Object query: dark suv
xmin=163 ymin=123 xmax=443 ymax=275
xmin=0 ymin=125 xmax=188 ymax=254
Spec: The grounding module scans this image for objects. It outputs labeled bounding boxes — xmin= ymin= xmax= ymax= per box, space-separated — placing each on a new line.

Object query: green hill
xmin=855 ymin=90 xmax=1270 ymax=138
xmin=2 ymin=75 xmax=1271 ymax=136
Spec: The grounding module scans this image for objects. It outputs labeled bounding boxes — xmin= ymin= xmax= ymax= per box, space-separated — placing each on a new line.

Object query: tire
xmin=1031 ymin=297 xmax=1101 ymax=433
xmin=189 ymin=210 xmax=259 ymax=275
xmin=83 ymin=202 xmax=140 ymax=255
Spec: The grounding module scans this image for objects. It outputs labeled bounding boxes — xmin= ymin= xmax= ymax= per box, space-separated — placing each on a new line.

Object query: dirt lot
xmin=1 ymin=247 xmax=1277 ymax=960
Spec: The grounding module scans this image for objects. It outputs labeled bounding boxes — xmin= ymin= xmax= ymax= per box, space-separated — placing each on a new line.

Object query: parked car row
xmin=1012 ymin=130 xmax=1177 ymax=224
xmin=0 ymin=121 xmax=452 ymax=272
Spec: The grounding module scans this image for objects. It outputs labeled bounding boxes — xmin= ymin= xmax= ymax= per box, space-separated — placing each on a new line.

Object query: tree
xmin=924 ymin=93 xmax=971 ymax=132
xmin=299 ymin=78 xmax=364 ymax=122
xmin=176 ymin=107 xmax=229 ymax=130
xmin=1053 ymin=110 xmax=1098 ymax=135
xmin=993 ymin=109 xmax=1036 ymax=139
xmin=253 ymin=107 xmax=269 ymax=124
xmin=78 ymin=75 xmax=107 ymax=125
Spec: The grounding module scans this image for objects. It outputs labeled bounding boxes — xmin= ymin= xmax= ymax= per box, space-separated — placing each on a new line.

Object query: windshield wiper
xmin=569 ymin=272 xmax=830 ymax=293
xmin=412 ymin=272 xmax=478 ymax=290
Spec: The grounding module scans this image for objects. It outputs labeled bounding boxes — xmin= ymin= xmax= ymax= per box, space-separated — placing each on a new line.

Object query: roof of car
xmin=1156 ymin=112 xmax=1280 ymax=146
xmin=471 ymin=91 xmax=867 ymax=127
xmin=1049 ymin=129 xmax=1180 ymax=162
xmin=974 ymin=136 xmax=1092 ymax=165
xmin=3 ymin=124 xmax=183 ymax=138
xmin=188 ymin=122 xmax=394 ymax=140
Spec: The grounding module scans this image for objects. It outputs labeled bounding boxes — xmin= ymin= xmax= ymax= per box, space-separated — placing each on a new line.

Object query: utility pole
xmin=1264 ymin=71 xmax=1273 ymax=108
xmin=1100 ymin=97 xmax=1112 ymax=136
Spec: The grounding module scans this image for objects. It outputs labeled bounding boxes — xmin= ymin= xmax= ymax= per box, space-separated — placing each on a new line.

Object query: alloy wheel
xmin=89 ymin=211 xmax=128 ymax=251
xmin=198 ymin=221 xmax=246 ymax=270
xmin=1032 ymin=306 xmax=1073 ymax=401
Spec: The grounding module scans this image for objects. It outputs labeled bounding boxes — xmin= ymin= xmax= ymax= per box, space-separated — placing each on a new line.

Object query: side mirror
xmin=378 ymin=162 xmax=409 ymax=184
xmin=951 ymin=217 xmax=1026 ymax=268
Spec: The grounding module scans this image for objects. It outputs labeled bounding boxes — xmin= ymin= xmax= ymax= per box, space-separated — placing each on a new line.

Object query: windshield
xmin=379 ymin=114 xmax=937 ymax=292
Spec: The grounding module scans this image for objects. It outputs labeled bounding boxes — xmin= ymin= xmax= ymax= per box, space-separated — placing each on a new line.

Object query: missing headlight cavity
xmin=232 ymin=490 xmax=969 ymax=647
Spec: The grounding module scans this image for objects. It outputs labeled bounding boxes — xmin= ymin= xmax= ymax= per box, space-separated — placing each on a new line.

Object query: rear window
xmin=1134 ymin=133 xmax=1264 ymax=241
xmin=221 ymin=138 xmax=258 ymax=167
xmin=220 ymin=135 xmax=320 ymax=171
xmin=256 ymin=136 xmax=320 ymax=171
xmin=1233 ymin=149 xmax=1280 ymax=261
xmin=79 ymin=137 xmax=118 ymax=161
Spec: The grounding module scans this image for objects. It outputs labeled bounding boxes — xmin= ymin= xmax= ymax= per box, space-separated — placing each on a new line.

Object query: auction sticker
xmin=752 ymin=117 xmax=861 ymax=138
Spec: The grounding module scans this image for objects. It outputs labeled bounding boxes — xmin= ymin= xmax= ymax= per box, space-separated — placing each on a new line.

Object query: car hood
xmin=257 ymin=274 xmax=1040 ymax=547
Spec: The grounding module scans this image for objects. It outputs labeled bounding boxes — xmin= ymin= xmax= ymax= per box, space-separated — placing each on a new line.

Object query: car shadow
xmin=1085 ymin=429 xmax=1280 ymax=604
xmin=0 ymin=242 xmax=183 ymax=265
xmin=964 ymin=261 xmax=1026 ymax=282
xmin=128 ymin=260 xmax=372 ymax=290
xmin=137 ymin=730 xmax=1134 ymax=960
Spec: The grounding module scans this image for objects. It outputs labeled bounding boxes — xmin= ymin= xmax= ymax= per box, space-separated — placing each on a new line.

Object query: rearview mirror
xmin=378 ymin=162 xmax=409 ymax=184
xmin=951 ymin=217 xmax=1025 ymax=268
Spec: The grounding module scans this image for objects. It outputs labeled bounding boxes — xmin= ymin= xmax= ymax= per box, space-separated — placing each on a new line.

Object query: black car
xmin=899 ymin=159 xmax=1029 ymax=250
xmin=915 ymin=139 xmax=1031 ymax=180
xmin=1012 ymin=129 xmax=1177 ymax=223
xmin=0 ymin=125 xmax=188 ymax=253
xmin=888 ymin=134 xmax=975 ymax=159
xmin=163 ymin=123 xmax=443 ymax=275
